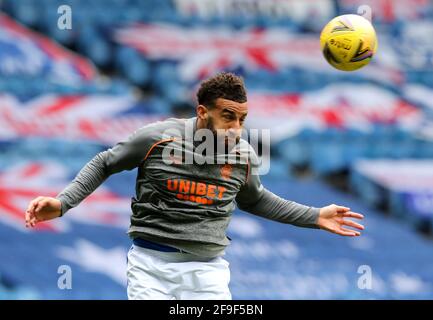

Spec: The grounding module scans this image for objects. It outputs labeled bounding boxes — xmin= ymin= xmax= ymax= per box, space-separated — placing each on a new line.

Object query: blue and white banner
xmin=0 ymin=13 xmax=96 ymax=84
xmin=113 ymin=23 xmax=402 ymax=85
xmin=0 ymin=94 xmax=165 ymax=144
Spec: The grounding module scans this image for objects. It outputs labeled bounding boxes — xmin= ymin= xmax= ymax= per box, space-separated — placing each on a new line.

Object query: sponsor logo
xmin=167 ymin=179 xmax=226 ymax=205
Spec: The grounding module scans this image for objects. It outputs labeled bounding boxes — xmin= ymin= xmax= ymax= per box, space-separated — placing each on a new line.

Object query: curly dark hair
xmin=196 ymin=72 xmax=247 ymax=108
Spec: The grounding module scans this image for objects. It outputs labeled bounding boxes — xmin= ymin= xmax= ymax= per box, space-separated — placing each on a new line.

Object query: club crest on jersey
xmin=220 ymin=164 xmax=232 ymax=180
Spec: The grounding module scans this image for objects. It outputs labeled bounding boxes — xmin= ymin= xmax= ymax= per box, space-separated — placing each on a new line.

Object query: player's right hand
xmin=25 ymin=196 xmax=62 ymax=228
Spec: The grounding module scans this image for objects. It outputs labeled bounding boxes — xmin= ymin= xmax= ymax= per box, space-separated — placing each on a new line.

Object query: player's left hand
xmin=317 ymin=204 xmax=364 ymax=237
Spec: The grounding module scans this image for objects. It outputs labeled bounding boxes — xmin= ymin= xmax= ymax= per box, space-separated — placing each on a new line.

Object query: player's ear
xmin=196 ymin=104 xmax=209 ymax=120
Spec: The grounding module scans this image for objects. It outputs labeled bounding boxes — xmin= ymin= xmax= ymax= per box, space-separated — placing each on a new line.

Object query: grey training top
xmin=56 ymin=117 xmax=320 ymax=258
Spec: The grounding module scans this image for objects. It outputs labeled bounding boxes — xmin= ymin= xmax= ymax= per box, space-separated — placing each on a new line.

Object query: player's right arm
xmin=25 ymin=123 xmax=160 ymax=228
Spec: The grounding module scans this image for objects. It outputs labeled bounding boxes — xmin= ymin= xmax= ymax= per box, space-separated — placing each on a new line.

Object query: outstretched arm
xmin=25 ymin=123 xmax=159 ymax=228
xmin=235 ymin=178 xmax=321 ymax=229
xmin=25 ymin=153 xmax=112 ymax=228
xmin=235 ymin=148 xmax=364 ymax=236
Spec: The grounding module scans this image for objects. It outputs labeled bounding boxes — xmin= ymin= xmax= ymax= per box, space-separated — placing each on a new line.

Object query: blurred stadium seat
xmin=1 ymin=0 xmax=433 ymax=300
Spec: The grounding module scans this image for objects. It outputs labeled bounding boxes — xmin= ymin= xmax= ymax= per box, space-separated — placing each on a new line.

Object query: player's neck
xmin=196 ymin=117 xmax=206 ymax=130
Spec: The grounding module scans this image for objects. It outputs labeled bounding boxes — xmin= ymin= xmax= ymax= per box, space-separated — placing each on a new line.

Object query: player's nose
xmin=228 ymin=120 xmax=243 ymax=132
xmin=227 ymin=127 xmax=241 ymax=138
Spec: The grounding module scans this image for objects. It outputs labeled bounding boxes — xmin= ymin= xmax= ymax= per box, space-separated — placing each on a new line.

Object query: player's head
xmin=196 ymin=72 xmax=248 ymax=146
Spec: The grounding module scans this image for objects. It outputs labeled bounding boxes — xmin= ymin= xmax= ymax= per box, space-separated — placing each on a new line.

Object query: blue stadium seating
xmin=1 ymin=0 xmax=433 ymax=300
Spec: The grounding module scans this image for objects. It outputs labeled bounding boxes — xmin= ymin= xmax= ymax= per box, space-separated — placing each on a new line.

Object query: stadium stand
xmin=1 ymin=0 xmax=433 ymax=299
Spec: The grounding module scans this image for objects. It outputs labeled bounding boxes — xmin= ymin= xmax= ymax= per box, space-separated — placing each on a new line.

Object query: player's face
xmin=206 ymin=98 xmax=248 ymax=145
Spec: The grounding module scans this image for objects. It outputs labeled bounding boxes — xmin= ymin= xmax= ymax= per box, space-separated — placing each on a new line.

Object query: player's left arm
xmin=235 ymin=148 xmax=364 ymax=237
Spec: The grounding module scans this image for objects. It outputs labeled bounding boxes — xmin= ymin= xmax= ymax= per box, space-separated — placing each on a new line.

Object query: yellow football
xmin=320 ymin=14 xmax=378 ymax=71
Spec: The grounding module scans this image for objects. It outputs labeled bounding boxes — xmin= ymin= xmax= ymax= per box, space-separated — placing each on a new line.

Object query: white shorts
xmin=126 ymin=244 xmax=232 ymax=300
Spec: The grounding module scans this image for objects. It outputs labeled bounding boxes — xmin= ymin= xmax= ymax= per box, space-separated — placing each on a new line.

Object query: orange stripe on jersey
xmin=143 ymin=137 xmax=176 ymax=161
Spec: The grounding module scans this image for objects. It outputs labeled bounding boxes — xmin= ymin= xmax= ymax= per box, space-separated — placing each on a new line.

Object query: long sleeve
xmin=55 ymin=122 xmax=159 ymax=216
xmin=235 ymin=146 xmax=320 ymax=229
xmin=56 ymin=152 xmax=110 ymax=216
